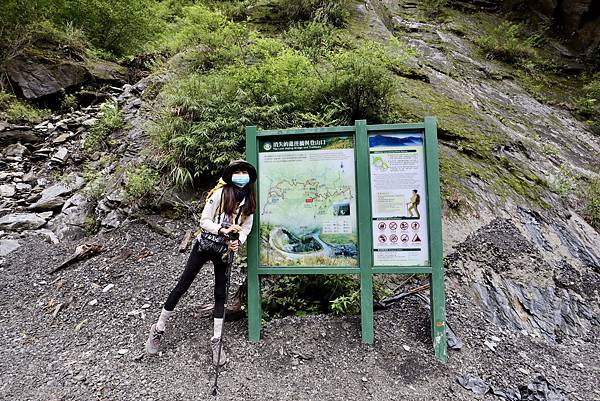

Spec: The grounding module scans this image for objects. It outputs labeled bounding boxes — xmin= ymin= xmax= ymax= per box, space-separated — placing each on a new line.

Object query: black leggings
xmin=164 ymin=241 xmax=228 ymax=318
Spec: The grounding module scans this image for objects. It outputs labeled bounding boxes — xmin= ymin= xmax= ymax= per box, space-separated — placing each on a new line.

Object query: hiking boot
xmin=145 ymin=323 xmax=164 ymax=355
xmin=211 ymin=337 xmax=227 ymax=366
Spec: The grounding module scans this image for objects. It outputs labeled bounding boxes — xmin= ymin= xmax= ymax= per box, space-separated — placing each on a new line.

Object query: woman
xmin=146 ymin=160 xmax=256 ymax=366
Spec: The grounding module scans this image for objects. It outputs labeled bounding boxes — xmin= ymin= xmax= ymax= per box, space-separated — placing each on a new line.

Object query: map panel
xmin=258 ymin=136 xmax=358 ymax=266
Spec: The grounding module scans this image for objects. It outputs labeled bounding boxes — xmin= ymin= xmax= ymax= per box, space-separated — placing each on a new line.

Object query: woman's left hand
xmin=228 ymin=240 xmax=240 ymax=252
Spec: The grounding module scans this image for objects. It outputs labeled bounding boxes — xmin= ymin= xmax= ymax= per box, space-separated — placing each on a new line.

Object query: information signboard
xmin=245 ymin=118 xmax=447 ymax=362
xmin=369 ymin=132 xmax=429 ymax=266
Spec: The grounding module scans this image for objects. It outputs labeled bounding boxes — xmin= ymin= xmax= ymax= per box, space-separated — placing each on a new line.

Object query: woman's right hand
xmin=219 ymin=224 xmax=242 ymax=235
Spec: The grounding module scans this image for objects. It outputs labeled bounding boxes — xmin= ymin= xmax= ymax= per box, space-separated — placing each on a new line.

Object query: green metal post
xmin=355 ymin=120 xmax=374 ymax=344
xmin=245 ymin=126 xmax=262 ymax=341
xmin=424 ymin=117 xmax=448 ymax=362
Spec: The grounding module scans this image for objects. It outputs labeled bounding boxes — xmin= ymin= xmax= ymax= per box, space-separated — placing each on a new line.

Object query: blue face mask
xmin=231 ymin=173 xmax=250 ymax=187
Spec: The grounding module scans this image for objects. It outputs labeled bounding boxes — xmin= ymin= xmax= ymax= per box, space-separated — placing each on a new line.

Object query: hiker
xmin=407 ymin=189 xmax=420 ymax=218
xmin=146 ymin=160 xmax=257 ymax=366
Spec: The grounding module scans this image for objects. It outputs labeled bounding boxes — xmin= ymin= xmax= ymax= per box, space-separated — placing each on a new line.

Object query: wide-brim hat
xmin=222 ymin=159 xmax=257 ymax=184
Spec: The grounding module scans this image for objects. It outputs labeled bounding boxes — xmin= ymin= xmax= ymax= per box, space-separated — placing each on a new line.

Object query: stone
xmin=37 ymin=211 xmax=53 ymax=220
xmin=28 ymin=175 xmax=85 ymax=211
xmin=52 ymin=133 xmax=72 ymax=144
xmin=15 ymin=183 xmax=32 ymax=191
xmin=0 ymin=184 xmax=16 ymax=198
xmin=5 ymin=55 xmax=91 ymax=100
xmin=0 ymin=239 xmax=20 ymax=256
xmin=88 ymin=60 xmax=128 ymax=84
xmin=50 ymin=147 xmax=69 ymax=164
xmin=0 ymin=213 xmax=46 ymax=230
xmin=47 ymin=193 xmax=92 ymax=241
xmin=0 ymin=129 xmax=40 ymax=147
xmin=3 ymin=143 xmax=29 ymax=161
xmin=35 ymin=228 xmax=60 ymax=244
xmin=81 ymin=118 xmax=98 ymax=127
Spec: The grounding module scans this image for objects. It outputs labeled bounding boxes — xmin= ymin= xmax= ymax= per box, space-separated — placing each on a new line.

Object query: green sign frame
xmin=245 ymin=118 xmax=447 ymax=362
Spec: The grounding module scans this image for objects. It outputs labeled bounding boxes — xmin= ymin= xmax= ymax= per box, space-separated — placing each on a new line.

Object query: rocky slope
xmin=0 ymin=1 xmax=599 ymax=400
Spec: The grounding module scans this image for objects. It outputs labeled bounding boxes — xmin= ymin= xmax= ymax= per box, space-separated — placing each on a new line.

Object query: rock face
xmin=5 ymin=56 xmax=91 ymax=100
xmin=528 ymin=0 xmax=599 ymax=54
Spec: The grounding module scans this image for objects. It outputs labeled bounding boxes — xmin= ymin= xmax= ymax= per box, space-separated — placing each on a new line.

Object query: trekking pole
xmin=211 ymin=232 xmax=237 ymax=396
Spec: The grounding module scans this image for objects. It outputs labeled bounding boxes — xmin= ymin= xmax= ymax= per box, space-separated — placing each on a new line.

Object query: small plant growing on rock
xmin=125 ymin=164 xmax=159 ymax=200
xmin=582 ymin=178 xmax=600 ymax=231
xmin=84 ymin=101 xmax=123 ymax=152
xmin=0 ymin=91 xmax=50 ymax=123
xmin=476 ymin=21 xmax=537 ymax=63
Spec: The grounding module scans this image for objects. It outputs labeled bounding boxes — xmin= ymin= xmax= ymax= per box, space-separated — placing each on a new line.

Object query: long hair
xmin=221 ymin=183 xmax=256 ymax=217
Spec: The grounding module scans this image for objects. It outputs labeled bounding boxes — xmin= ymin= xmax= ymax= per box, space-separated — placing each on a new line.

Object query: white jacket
xmin=199 ymin=188 xmax=254 ymax=244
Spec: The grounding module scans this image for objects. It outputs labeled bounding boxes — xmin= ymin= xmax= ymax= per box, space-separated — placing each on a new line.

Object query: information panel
xmin=369 ymin=132 xmax=429 ymax=266
xmin=258 ymin=136 xmax=358 ymax=266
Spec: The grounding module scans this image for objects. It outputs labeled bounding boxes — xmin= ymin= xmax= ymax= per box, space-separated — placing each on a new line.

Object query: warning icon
xmin=400 ymin=234 xmax=409 ymax=243
xmin=378 ymin=222 xmax=386 ymax=230
xmin=400 ymin=222 xmax=409 ymax=231
xmin=411 ymin=222 xmax=420 ymax=231
xmin=412 ymin=234 xmax=421 ymax=243
xmin=390 ymin=234 xmax=398 ymax=243
xmin=378 ymin=234 xmax=387 ymax=243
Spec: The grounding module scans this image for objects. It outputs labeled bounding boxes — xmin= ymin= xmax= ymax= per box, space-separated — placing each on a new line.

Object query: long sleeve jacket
xmin=199 ymin=188 xmax=254 ymax=245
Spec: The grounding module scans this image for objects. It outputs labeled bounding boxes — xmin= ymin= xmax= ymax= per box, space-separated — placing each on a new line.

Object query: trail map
xmin=258 ymin=136 xmax=358 ymax=266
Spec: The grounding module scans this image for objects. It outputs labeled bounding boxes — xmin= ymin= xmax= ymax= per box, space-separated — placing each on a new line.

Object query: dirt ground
xmin=1 ymin=223 xmax=598 ymax=401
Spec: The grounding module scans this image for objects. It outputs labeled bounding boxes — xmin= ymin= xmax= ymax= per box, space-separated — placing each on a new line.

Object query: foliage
xmin=152 ymin=26 xmax=397 ymax=186
xmin=579 ymin=74 xmax=600 ymax=130
xmin=283 ymin=21 xmax=342 ymax=62
xmin=60 ymin=93 xmax=78 ymax=113
xmin=57 ymin=0 xmax=164 ymax=57
xmin=582 ymin=178 xmax=600 ymax=230
xmin=420 ymin=0 xmax=448 ymax=18
xmin=476 ymin=21 xmax=537 ymax=63
xmin=0 ymin=91 xmax=50 ymax=123
xmin=84 ymin=101 xmax=123 ymax=152
xmin=125 ymin=164 xmax=159 ymax=199
xmin=262 ymin=274 xmax=390 ymax=319
xmin=277 ymin=0 xmax=351 ymax=27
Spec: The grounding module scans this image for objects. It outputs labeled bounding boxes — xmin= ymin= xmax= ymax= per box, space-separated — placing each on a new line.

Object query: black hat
xmin=222 ymin=159 xmax=257 ymax=184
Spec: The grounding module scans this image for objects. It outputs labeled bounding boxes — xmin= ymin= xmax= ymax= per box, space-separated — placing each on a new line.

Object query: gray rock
xmin=102 ymin=210 xmax=124 ymax=229
xmin=5 ymin=55 xmax=91 ymax=100
xmin=0 ymin=239 xmax=20 ymax=256
xmin=35 ymin=228 xmax=60 ymax=244
xmin=15 ymin=183 xmax=31 ymax=191
xmin=0 ymin=184 xmax=16 ymax=198
xmin=3 ymin=143 xmax=29 ymax=161
xmin=48 ymin=193 xmax=92 ymax=241
xmin=0 ymin=213 xmax=46 ymax=230
xmin=50 ymin=147 xmax=69 ymax=164
xmin=28 ymin=175 xmax=85 ymax=211
xmin=0 ymin=129 xmax=40 ymax=147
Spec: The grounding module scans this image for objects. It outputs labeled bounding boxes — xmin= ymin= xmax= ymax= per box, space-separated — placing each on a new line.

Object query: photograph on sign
xmin=369 ymin=132 xmax=429 ymax=266
xmin=258 ymin=136 xmax=358 ymax=266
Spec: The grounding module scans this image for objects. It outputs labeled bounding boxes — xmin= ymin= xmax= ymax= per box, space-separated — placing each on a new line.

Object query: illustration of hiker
xmin=406 ymin=189 xmax=420 ymax=218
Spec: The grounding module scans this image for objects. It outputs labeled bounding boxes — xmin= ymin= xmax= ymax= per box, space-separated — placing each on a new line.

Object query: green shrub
xmin=0 ymin=91 xmax=50 ymax=123
xmin=420 ymin=0 xmax=447 ymax=17
xmin=125 ymin=164 xmax=159 ymax=199
xmin=283 ymin=21 xmax=341 ymax=61
xmin=583 ymin=178 xmax=600 ymax=230
xmin=278 ymin=0 xmax=351 ymax=27
xmin=319 ymin=43 xmax=396 ymax=122
xmin=262 ymin=274 xmax=391 ymax=319
xmin=476 ymin=21 xmax=537 ymax=63
xmin=58 ymin=0 xmax=164 ymax=57
xmin=84 ymin=101 xmax=123 ymax=152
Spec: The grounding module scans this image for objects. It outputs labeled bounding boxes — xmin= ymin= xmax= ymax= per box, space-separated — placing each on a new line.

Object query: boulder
xmin=0 ymin=239 xmax=20 ymax=256
xmin=0 ymin=184 xmax=16 ymax=198
xmin=0 ymin=213 xmax=46 ymax=230
xmin=5 ymin=55 xmax=91 ymax=100
xmin=87 ymin=60 xmax=128 ymax=84
xmin=0 ymin=129 xmax=40 ymax=147
xmin=47 ymin=193 xmax=92 ymax=241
